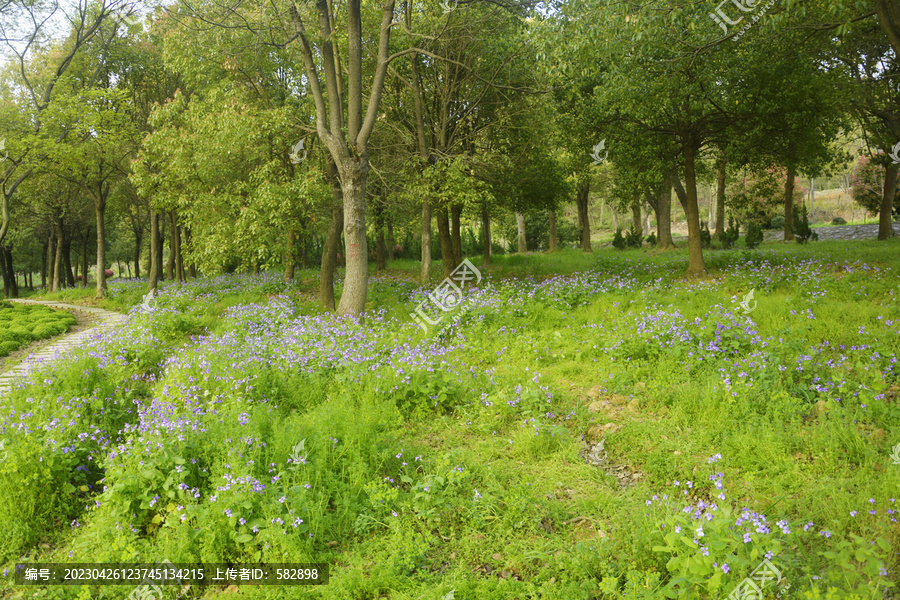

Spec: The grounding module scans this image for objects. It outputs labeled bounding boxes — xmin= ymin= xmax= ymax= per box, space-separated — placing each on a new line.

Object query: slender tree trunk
xmin=548 ymin=209 xmax=558 ymax=251
xmin=335 ymin=159 xmax=369 ymax=318
xmin=683 ymin=143 xmax=707 ymax=276
xmin=0 ymin=247 xmax=9 ymax=298
xmin=320 ymin=161 xmax=344 ymax=311
xmin=421 ymin=199 xmax=432 ymax=284
xmin=62 ymin=236 xmax=75 ymax=287
xmin=148 ymin=211 xmax=159 ymax=293
xmin=783 ymin=161 xmax=797 ymax=241
xmin=74 ymin=258 xmax=79 ymax=283
xmin=611 ymin=205 xmax=619 ymax=231
xmin=81 ymin=239 xmax=88 ymax=288
xmin=95 ymin=196 xmax=107 ymax=298
xmin=52 ymin=224 xmax=63 ymax=293
xmin=482 ymin=205 xmax=491 ymax=267
xmin=375 ymin=201 xmax=386 ymax=271
xmin=133 ymin=232 xmax=142 ymax=280
xmin=631 ymin=198 xmax=642 ymax=237
xmin=436 ymin=206 xmax=454 ymax=277
xmin=171 ymin=213 xmax=184 ymax=284
xmin=451 ymin=204 xmax=463 ymax=265
xmin=126 ymin=260 xmax=131 ymax=278
xmin=41 ymin=242 xmax=47 ymax=289
xmin=6 ymin=249 xmax=17 ymax=298
xmin=157 ymin=214 xmax=165 ymax=281
xmin=166 ymin=216 xmax=175 ymax=280
xmin=656 ymin=180 xmax=675 ymax=249
xmin=47 ymin=231 xmax=56 ymax=289
xmin=577 ymin=183 xmax=592 ymax=252
xmin=878 ymin=162 xmax=898 ymax=240
xmin=516 ymin=212 xmax=527 ymax=253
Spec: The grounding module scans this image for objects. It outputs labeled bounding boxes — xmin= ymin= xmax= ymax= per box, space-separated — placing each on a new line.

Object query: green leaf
xmin=235 ymin=533 xmax=253 ymax=543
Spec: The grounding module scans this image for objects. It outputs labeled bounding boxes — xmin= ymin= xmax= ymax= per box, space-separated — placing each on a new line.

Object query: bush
xmin=624 ymin=225 xmax=643 ymax=249
xmin=700 ymin=221 xmax=712 ymax=248
xmin=612 ymin=228 xmax=626 ymax=250
xmin=832 ymin=216 xmax=847 ymax=225
xmin=792 ymin=203 xmax=818 ymax=244
xmin=745 ymin=221 xmax=763 ymax=249
xmin=769 ymin=215 xmax=785 ymax=230
xmin=646 ymin=232 xmax=657 ymax=246
xmin=720 ymin=217 xmax=740 ymax=249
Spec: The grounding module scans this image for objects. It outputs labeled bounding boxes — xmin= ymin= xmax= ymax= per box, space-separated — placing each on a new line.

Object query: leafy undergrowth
xmin=0 ymin=301 xmax=76 ymax=357
xmin=1 ymin=241 xmax=900 ymax=599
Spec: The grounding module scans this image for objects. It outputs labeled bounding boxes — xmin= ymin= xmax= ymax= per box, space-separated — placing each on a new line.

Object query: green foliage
xmin=612 ymin=228 xmax=626 ymax=250
xmin=700 ymin=221 xmax=712 ymax=248
xmin=624 ymin=225 xmax=643 ymax=249
xmin=745 ymin=221 xmax=764 ymax=249
xmin=792 ymin=204 xmax=819 ymax=244
xmin=770 ymin=215 xmax=786 ymax=230
xmin=0 ymin=304 xmax=75 ymax=356
xmin=646 ymin=232 xmax=657 ymax=246
xmin=720 ymin=217 xmax=740 ymax=249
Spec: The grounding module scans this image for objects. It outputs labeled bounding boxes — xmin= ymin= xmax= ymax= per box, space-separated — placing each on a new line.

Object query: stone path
xmin=0 ymin=300 xmax=125 ymax=396
xmin=763 ymin=222 xmax=900 ymax=242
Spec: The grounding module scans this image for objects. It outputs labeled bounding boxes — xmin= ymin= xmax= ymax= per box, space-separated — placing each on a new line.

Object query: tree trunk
xmin=284 ymin=226 xmax=296 ymax=281
xmin=577 ymin=183 xmax=592 ymax=252
xmin=320 ymin=161 xmax=344 ymax=311
xmin=436 ymin=206 xmax=454 ymax=277
xmin=52 ymin=224 xmax=63 ymax=293
xmin=656 ymin=180 xmax=675 ymax=249
xmin=611 ymin=205 xmax=618 ymax=231
xmin=41 ymin=243 xmax=47 ymax=289
xmin=62 ymin=236 xmax=75 ymax=287
xmin=148 ymin=211 xmax=159 ymax=293
xmin=74 ymin=257 xmax=79 ymax=283
xmin=47 ymin=232 xmax=56 ymax=289
xmin=683 ymin=143 xmax=707 ymax=276
xmin=157 ymin=214 xmax=165 ymax=281
xmin=335 ymin=159 xmax=369 ymax=318
xmin=516 ymin=212 xmax=527 ymax=253
xmin=172 ymin=214 xmax=184 ymax=284
xmin=133 ymin=232 xmax=142 ymax=280
xmin=166 ymin=216 xmax=175 ymax=280
xmin=631 ymin=198 xmax=642 ymax=237
xmin=548 ymin=209 xmax=558 ymax=251
xmin=878 ymin=161 xmax=898 ymax=240
xmin=6 ymin=248 xmax=17 ymax=298
xmin=482 ymin=205 xmax=491 ymax=267
xmin=451 ymin=204 xmax=463 ymax=265
xmin=81 ymin=239 xmax=89 ymax=288
xmin=783 ymin=161 xmax=796 ymax=241
xmin=0 ymin=247 xmax=9 ymax=298
xmin=421 ymin=199 xmax=432 ymax=284
xmin=95 ymin=196 xmax=107 ymax=298
xmin=375 ymin=201 xmax=386 ymax=271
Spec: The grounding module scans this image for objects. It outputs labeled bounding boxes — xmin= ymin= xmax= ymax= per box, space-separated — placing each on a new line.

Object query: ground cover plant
xmin=1 ymin=240 xmax=899 ymax=599
xmin=0 ymin=301 xmax=76 ymax=357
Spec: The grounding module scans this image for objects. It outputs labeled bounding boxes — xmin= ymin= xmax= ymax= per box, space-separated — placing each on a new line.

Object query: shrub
xmin=646 ymin=232 xmax=657 ymax=246
xmin=745 ymin=221 xmax=763 ymax=249
xmin=832 ymin=216 xmax=847 ymax=225
xmin=624 ymin=225 xmax=643 ymax=249
xmin=612 ymin=228 xmax=626 ymax=250
xmin=720 ymin=217 xmax=740 ymax=249
xmin=700 ymin=221 xmax=712 ymax=248
xmin=792 ymin=203 xmax=818 ymax=244
xmin=769 ymin=215 xmax=786 ymax=230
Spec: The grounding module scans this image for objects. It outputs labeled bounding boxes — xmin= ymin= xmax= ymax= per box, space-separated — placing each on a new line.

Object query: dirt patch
xmin=0 ymin=307 xmax=98 ymax=374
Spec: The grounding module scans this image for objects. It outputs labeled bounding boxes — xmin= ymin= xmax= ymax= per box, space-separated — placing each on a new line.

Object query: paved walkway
xmin=764 ymin=222 xmax=900 ymax=242
xmin=0 ymin=300 xmax=125 ymax=396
